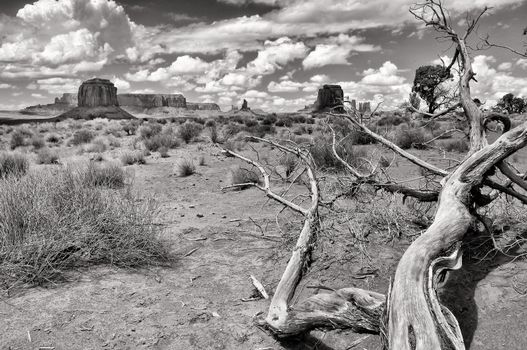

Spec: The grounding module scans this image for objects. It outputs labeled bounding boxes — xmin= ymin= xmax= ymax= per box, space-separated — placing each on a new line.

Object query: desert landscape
xmin=1 ymin=1 xmax=527 ymax=350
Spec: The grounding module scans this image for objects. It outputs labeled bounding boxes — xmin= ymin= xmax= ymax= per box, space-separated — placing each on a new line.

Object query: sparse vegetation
xmin=178 ymin=121 xmax=203 ymax=143
xmin=0 ymin=152 xmax=29 ymax=178
xmin=0 ymin=165 xmax=170 ymax=290
xmin=175 ymin=158 xmax=196 ymax=177
xmin=229 ymin=166 xmax=261 ymax=189
xmin=120 ymin=150 xmax=146 ymax=165
xmin=36 ymin=148 xmax=60 ymax=164
xmin=70 ymin=129 xmax=95 ymax=146
xmin=83 ymin=162 xmax=127 ymax=189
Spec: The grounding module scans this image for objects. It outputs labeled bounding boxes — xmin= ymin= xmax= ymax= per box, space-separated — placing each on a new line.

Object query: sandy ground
xmin=1 ymin=121 xmax=527 ymax=349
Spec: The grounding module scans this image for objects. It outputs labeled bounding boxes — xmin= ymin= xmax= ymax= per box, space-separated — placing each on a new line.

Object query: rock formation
xmin=57 ymin=78 xmax=135 ymax=121
xmin=241 ymin=99 xmax=250 ymax=111
xmin=55 ymin=93 xmax=78 ymax=106
xmin=118 ymin=94 xmax=186 ymax=109
xmin=78 ymin=78 xmax=118 ymax=107
xmin=314 ymin=85 xmax=344 ymax=112
xmin=187 ymin=103 xmax=221 ymax=111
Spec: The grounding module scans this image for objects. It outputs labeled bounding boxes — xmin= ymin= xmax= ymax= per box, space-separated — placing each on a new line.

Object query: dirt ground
xmin=1 ymin=117 xmax=527 ymax=350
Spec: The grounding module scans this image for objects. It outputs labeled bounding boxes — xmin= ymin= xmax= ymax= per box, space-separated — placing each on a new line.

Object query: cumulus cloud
xmin=471 ymin=55 xmax=527 ymax=102
xmin=361 ymin=61 xmax=406 ymax=86
xmin=267 ymin=80 xmax=303 ymax=92
xmin=302 ymin=34 xmax=379 ymax=69
xmin=247 ymin=37 xmax=308 ymax=75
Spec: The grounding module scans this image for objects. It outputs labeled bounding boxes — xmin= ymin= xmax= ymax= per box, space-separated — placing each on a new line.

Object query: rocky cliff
xmin=78 ymin=78 xmax=118 ymax=108
xmin=57 ymin=78 xmax=134 ymax=121
xmin=55 ymin=93 xmax=78 ymax=106
xmin=187 ymin=103 xmax=221 ymax=111
xmin=314 ymin=84 xmax=344 ymax=112
xmin=118 ymin=94 xmax=186 ymax=109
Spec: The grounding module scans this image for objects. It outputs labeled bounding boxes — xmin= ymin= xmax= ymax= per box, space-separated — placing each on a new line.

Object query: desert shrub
xmin=120 ymin=150 xmax=146 ymax=165
xmin=208 ymin=124 xmax=219 ymax=143
xmin=204 ymin=119 xmax=216 ymax=128
xmin=310 ymin=136 xmax=367 ymax=171
xmin=278 ymin=153 xmax=297 ymax=178
xmin=394 ymin=128 xmax=429 ymax=149
xmin=229 ymin=167 xmax=261 ymax=189
xmin=262 ymin=114 xmax=277 ymax=125
xmin=0 ymin=152 xmax=29 ymax=178
xmin=46 ymin=133 xmax=61 ymax=144
xmin=10 ymin=129 xmax=30 ymax=149
xmin=83 ymin=162 xmax=126 ymax=189
xmin=175 ymin=159 xmax=196 ymax=177
xmin=30 ymin=135 xmax=45 ymax=149
xmin=291 ymin=114 xmax=307 ymax=124
xmin=349 ymin=129 xmax=376 ymax=145
xmin=139 ymin=123 xmax=162 ymax=139
xmin=250 ymin=124 xmax=275 ymax=138
xmin=305 ymin=117 xmax=315 ymax=125
xmin=86 ymin=137 xmax=108 ymax=153
xmin=244 ymin=119 xmax=258 ymax=128
xmin=0 ymin=166 xmax=170 ymax=290
xmin=159 ymin=147 xmax=169 ymax=158
xmin=70 ymin=129 xmax=94 ymax=146
xmin=122 ymin=121 xmax=139 ymax=135
xmin=222 ymin=123 xmax=242 ymax=141
xmin=107 ymin=136 xmax=121 ymax=148
xmin=36 ymin=148 xmax=60 ymax=164
xmin=178 ymin=121 xmax=203 ymax=143
xmin=441 ymin=138 xmax=469 ymax=153
xmin=293 ymin=125 xmax=307 ymax=135
xmin=144 ymin=134 xmax=179 ymax=152
xmin=276 ymin=117 xmax=293 ymax=127
xmin=377 ymin=115 xmax=407 ymax=127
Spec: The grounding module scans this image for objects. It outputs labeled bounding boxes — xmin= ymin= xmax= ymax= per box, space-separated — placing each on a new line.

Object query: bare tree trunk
xmin=386 ymin=122 xmax=527 ymax=349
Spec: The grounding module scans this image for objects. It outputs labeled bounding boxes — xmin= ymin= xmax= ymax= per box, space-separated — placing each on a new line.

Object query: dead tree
xmin=223 ymin=1 xmax=527 ymax=349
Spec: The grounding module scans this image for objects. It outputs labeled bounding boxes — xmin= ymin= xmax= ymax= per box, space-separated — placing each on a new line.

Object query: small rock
xmin=222 ymin=215 xmax=227 ymax=219
xmin=189 ymin=205 xmax=195 ymax=208
xmin=197 ymin=214 xmax=204 ymax=218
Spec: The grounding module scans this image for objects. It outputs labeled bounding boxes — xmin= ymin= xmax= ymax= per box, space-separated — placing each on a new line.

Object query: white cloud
xmin=303 ymin=45 xmax=351 ymax=69
xmin=112 ymin=77 xmax=131 ymax=92
xmin=361 ymin=61 xmax=405 ymax=86
xmin=35 ymin=77 xmax=81 ymax=94
xmin=247 ymin=37 xmax=308 ymax=75
xmin=37 ymin=29 xmax=113 ymax=65
xmin=517 ymin=59 xmax=527 ymax=69
xmin=267 ymin=80 xmax=303 ymax=92
xmin=497 ymin=62 xmax=512 ymax=70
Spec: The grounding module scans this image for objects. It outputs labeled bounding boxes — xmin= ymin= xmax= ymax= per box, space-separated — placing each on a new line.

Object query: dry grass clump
xmin=394 ymin=127 xmax=430 ymax=149
xmin=229 ymin=166 xmax=261 ymax=189
xmin=139 ymin=122 xmax=162 ymax=139
xmin=120 ymin=150 xmax=146 ymax=165
xmin=440 ymin=138 xmax=469 ymax=153
xmin=175 ymin=158 xmax=196 ymax=177
xmin=36 ymin=148 xmax=60 ymax=165
xmin=159 ymin=146 xmax=169 ymax=158
xmin=70 ymin=129 xmax=95 ymax=146
xmin=30 ymin=135 xmax=45 ymax=149
xmin=144 ymin=134 xmax=179 ymax=152
xmin=10 ymin=128 xmax=33 ymax=149
xmin=83 ymin=162 xmax=127 ymax=189
xmin=309 ymin=136 xmax=367 ymax=171
xmin=178 ymin=121 xmax=203 ymax=143
xmin=46 ymin=133 xmax=61 ymax=144
xmin=0 ymin=165 xmax=170 ymax=291
xmin=86 ymin=136 xmax=108 ymax=153
xmin=0 ymin=152 xmax=29 ymax=178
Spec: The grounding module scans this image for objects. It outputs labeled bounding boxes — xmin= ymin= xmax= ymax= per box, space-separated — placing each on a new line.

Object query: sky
xmin=0 ymin=0 xmax=526 ymax=112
